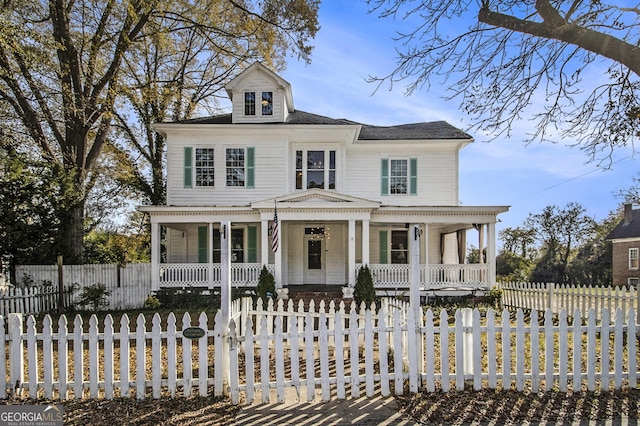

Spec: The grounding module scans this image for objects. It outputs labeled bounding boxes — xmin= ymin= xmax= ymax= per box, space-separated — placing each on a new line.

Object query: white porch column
xmin=479 ymin=225 xmax=485 ymax=264
xmin=261 ymin=218 xmax=269 ymax=266
xmin=275 ymin=220 xmax=282 ymax=289
xmin=423 ymin=224 xmax=430 ymax=291
xmin=348 ymin=219 xmax=356 ymax=287
xmin=361 ymin=219 xmax=370 ymax=266
xmin=151 ymin=220 xmax=160 ymax=293
xmin=409 ymin=224 xmax=421 ymax=319
xmin=208 ymin=222 xmax=214 ymax=289
xmin=487 ymin=222 xmax=496 ymax=289
xmin=218 ymin=220 xmax=231 ymax=395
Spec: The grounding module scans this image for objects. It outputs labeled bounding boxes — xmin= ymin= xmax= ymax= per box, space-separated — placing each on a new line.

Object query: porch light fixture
xmin=414 ymin=227 xmax=422 ymax=240
xmin=220 ymin=224 xmax=226 ymax=239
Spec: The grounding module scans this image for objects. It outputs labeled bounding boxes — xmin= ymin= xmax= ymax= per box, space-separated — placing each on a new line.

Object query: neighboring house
xmin=606 ymin=203 xmax=640 ymax=287
xmin=139 ymin=62 xmax=509 ymax=296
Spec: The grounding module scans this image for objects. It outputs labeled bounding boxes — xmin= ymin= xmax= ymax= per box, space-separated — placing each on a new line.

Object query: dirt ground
xmin=2 ymin=387 xmax=638 ymax=425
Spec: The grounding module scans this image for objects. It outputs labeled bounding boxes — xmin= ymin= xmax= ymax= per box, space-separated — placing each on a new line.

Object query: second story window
xmin=244 ymin=92 xmax=256 ymax=116
xmin=390 ymin=159 xmax=407 ymax=194
xmin=295 ymin=149 xmax=336 ymax=190
xmin=630 ymin=248 xmax=639 ymax=270
xmin=226 ymin=148 xmax=245 ymax=187
xmin=226 ymin=147 xmax=255 ymax=188
xmin=261 ymin=91 xmax=273 ymax=115
xmin=381 ymin=158 xmax=417 ymax=196
xmin=195 ymin=148 xmax=215 ymax=187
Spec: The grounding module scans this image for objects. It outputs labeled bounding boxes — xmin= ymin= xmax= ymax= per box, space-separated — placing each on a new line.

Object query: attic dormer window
xmin=244 ymin=92 xmax=256 ymax=116
xmin=261 ymin=92 xmax=273 ymax=115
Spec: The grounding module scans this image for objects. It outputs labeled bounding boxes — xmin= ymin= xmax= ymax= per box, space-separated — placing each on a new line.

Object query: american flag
xmin=271 ymin=203 xmax=279 ymax=252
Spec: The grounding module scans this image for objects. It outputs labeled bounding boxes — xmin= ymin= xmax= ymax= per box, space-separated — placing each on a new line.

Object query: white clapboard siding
xmin=1 ymin=299 xmax=639 ymax=404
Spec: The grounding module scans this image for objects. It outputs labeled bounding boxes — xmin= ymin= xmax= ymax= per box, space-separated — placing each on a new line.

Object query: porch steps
xmin=286 ymin=285 xmax=347 ymax=310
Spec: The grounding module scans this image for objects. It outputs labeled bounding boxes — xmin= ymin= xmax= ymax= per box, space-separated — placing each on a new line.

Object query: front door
xmin=303 ymin=228 xmax=325 ymax=284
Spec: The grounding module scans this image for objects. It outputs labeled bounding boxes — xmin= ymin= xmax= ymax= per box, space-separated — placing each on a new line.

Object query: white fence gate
xmin=1 ymin=297 xmax=638 ymax=403
xmin=13 ymin=263 xmax=152 ymax=311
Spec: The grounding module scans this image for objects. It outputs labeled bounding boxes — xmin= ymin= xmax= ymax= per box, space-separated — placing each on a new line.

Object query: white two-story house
xmin=140 ymin=62 xmax=509 ymax=296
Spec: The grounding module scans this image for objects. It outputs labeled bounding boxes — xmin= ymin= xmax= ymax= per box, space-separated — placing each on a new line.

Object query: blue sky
xmin=276 ymin=0 xmax=637 ymax=238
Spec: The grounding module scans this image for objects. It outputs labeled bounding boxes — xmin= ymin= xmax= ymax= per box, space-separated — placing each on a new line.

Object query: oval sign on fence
xmin=182 ymin=327 xmax=206 ymax=339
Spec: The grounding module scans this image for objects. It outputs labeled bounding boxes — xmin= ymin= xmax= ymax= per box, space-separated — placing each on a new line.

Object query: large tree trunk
xmin=57 ymin=198 xmax=85 ymax=264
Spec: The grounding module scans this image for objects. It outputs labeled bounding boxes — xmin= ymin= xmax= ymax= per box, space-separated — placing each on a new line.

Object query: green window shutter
xmin=184 ymin=147 xmax=193 ymax=188
xmin=197 ymin=226 xmax=208 ymax=263
xmin=410 ymin=158 xmax=418 ymax=196
xmin=246 ymin=147 xmax=255 ymax=188
xmin=381 ymin=159 xmax=389 ymax=196
xmin=379 ymin=230 xmax=388 ymax=264
xmin=247 ymin=226 xmax=257 ymax=262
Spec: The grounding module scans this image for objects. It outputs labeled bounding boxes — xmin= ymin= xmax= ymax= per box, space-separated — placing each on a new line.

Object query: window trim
xmin=294 ymin=149 xmax=337 ymax=190
xmin=244 ymin=91 xmax=256 ymax=116
xmin=225 ymin=147 xmax=255 ymax=188
xmin=381 ymin=157 xmax=417 ymax=196
xmin=628 ymin=277 xmax=640 ymax=287
xmin=629 ymin=247 xmax=639 ymax=270
xmin=194 ymin=147 xmax=215 ymax=187
xmin=261 ymin=91 xmax=273 ymax=115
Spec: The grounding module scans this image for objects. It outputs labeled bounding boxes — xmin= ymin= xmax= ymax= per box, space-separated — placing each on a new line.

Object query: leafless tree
xmin=367 ymin=0 xmax=640 ymax=164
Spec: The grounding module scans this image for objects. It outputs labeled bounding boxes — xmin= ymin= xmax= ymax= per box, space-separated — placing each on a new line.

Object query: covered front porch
xmin=141 ymin=190 xmax=507 ymax=295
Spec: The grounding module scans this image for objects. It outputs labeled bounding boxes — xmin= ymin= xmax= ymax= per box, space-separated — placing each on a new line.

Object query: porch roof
xmin=138 ymin=199 xmax=509 ymax=226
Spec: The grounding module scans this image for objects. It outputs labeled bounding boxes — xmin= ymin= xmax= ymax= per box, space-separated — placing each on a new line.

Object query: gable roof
xmin=224 ymin=62 xmax=294 ymax=112
xmin=607 ymin=207 xmax=640 ymax=240
xmin=175 ymin=110 xmax=471 ymax=141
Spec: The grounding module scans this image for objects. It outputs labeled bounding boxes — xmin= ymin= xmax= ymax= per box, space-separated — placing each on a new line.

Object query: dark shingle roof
xmin=607 ymin=208 xmax=640 ymax=240
xmin=358 ymin=121 xmax=470 ymax=140
xmin=176 ymin=110 xmax=471 ymax=141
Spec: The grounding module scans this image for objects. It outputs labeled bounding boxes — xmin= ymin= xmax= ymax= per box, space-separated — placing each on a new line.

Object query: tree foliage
xmin=497 ymin=202 xmax=614 ymax=286
xmin=0 ymin=143 xmax=59 ymax=283
xmin=367 ymin=0 xmax=640 ymax=163
xmin=0 ymin=0 xmax=319 ymax=262
xmin=526 ymin=202 xmax=595 ymax=283
xmin=354 ymin=265 xmax=376 ymax=307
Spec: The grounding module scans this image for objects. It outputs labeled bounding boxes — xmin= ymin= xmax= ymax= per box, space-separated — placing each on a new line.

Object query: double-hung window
xmin=295 ymin=150 xmax=336 ymax=190
xmin=630 ymin=248 xmax=639 ymax=270
xmin=244 ymin=92 xmax=256 ymax=116
xmin=184 ymin=147 xmax=215 ymax=188
xmin=261 ymin=91 xmax=273 ymax=115
xmin=195 ymin=148 xmax=215 ymax=187
xmin=226 ymin=147 xmax=255 ymax=188
xmin=378 ymin=229 xmax=408 ymax=264
xmin=381 ymin=158 xmax=417 ymax=196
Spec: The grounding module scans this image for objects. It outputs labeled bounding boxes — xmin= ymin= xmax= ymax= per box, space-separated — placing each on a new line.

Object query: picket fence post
xmin=0 ymin=316 xmax=6 ymax=399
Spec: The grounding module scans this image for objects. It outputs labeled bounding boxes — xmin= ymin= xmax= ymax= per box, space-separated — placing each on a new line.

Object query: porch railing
xmin=159 ymin=263 xmax=274 ymax=288
xmin=157 ymin=262 xmax=488 ymax=289
xmin=356 ymin=263 xmax=489 ymax=290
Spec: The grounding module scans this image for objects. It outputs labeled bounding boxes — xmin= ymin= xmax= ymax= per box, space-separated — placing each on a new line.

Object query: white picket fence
xmin=1 ymin=298 xmax=638 ymax=402
xmin=13 ymin=263 xmax=152 ymax=311
xmin=0 ymin=286 xmax=74 ymax=317
xmin=500 ymin=281 xmax=640 ymax=322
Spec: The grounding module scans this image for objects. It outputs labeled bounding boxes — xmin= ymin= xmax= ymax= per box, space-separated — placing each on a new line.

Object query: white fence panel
xmin=1 ymin=299 xmax=639 ymax=404
xmin=13 ymin=263 xmax=152 ymax=311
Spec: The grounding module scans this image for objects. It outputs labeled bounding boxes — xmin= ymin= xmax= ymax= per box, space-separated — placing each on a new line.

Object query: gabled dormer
xmin=225 ymin=62 xmax=295 ymax=124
